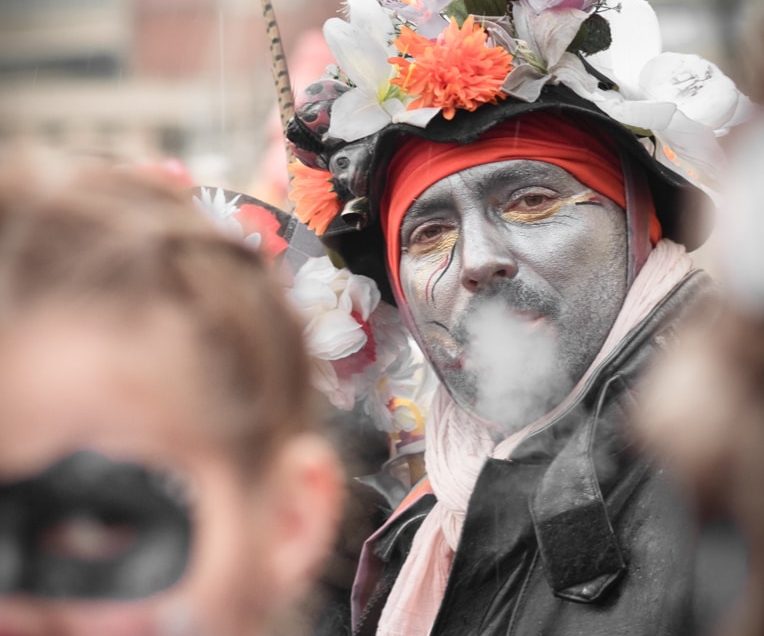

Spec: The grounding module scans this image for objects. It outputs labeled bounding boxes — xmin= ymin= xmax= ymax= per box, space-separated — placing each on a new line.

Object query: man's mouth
xmin=438 ymin=310 xmax=551 ymax=373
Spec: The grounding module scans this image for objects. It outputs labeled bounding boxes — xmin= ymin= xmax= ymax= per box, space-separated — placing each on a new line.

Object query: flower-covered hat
xmin=286 ymin=0 xmax=752 ymax=300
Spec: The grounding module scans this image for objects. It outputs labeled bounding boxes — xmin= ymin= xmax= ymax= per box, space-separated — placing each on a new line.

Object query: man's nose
xmin=459 ymin=216 xmax=518 ymax=293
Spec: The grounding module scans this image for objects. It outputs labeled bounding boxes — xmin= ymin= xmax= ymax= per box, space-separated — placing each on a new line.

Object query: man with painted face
xmin=285 ymin=1 xmax=751 ymax=634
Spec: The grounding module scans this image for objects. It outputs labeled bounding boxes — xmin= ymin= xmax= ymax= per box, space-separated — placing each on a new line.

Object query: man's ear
xmin=259 ymin=433 xmax=344 ymax=606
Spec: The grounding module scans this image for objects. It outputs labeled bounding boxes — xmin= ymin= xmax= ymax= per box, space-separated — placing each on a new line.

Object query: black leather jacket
xmin=350 ymin=271 xmax=740 ymax=636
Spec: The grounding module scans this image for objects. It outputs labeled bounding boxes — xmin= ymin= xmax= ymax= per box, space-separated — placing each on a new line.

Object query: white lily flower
xmin=564 ymin=0 xmax=753 ymax=196
xmin=324 ymin=0 xmax=441 ymax=141
xmin=588 ymin=0 xmax=752 ymax=136
xmin=514 ymin=0 xmax=590 ymax=68
xmin=500 ymin=1 xmax=592 ymax=102
xmin=639 ymin=52 xmax=754 ymax=134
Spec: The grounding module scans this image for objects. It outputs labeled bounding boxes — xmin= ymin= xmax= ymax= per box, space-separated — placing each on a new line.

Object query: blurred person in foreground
xmin=283 ymin=0 xmax=754 ymax=634
xmin=638 ymin=10 xmax=764 ymax=632
xmin=0 ymin=156 xmax=343 ymax=636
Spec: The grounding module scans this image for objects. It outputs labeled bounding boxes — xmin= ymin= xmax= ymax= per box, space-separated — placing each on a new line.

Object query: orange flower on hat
xmin=288 ymin=161 xmax=342 ymax=236
xmin=390 ymin=15 xmax=513 ymax=120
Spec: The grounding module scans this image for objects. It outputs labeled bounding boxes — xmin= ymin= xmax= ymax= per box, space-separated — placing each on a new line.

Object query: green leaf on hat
xmin=445 ymin=1 xmax=470 ymax=23
xmin=447 ymin=0 xmax=508 ymax=19
xmin=568 ymin=13 xmax=612 ymax=56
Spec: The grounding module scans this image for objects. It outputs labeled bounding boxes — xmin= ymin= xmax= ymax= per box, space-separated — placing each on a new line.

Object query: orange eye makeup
xmin=406 ymin=223 xmax=459 ymax=257
xmin=501 ymin=190 xmax=601 ymax=223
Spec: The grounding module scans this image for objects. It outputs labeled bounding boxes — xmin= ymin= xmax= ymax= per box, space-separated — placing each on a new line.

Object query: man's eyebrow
xmin=479 ymin=163 xmax=558 ymax=194
xmin=401 ymin=191 xmax=455 ymax=228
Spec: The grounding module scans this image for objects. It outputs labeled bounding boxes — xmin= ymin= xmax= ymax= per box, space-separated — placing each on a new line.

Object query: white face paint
xmin=398 ymin=160 xmax=628 ymax=429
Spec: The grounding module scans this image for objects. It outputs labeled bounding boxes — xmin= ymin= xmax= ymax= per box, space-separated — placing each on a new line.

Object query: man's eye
xmin=513 ymin=193 xmax=555 ymax=210
xmin=502 ymin=190 xmax=561 ymax=222
xmin=411 ymin=224 xmax=450 ymax=245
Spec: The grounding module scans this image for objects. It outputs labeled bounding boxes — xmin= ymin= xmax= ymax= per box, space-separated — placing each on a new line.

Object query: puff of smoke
xmin=463 ymin=298 xmax=570 ymax=436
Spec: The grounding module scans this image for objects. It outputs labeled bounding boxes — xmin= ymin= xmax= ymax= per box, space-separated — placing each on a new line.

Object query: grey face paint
xmin=399 ymin=160 xmax=628 ymax=428
xmin=0 ymin=450 xmax=192 ymax=600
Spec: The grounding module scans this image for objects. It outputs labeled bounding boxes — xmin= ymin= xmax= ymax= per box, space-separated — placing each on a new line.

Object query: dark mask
xmin=0 ymin=450 xmax=192 ymax=600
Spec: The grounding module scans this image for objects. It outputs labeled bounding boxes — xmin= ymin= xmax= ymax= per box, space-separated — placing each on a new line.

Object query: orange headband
xmin=380 ymin=112 xmax=661 ymax=301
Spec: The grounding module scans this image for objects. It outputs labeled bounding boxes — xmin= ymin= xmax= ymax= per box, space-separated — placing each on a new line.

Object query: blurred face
xmin=399 ymin=160 xmax=628 ymax=428
xmin=0 ymin=308 xmax=339 ymax=636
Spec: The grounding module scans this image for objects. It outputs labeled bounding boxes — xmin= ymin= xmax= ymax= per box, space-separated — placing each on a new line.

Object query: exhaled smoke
xmin=463 ymin=298 xmax=570 ymax=436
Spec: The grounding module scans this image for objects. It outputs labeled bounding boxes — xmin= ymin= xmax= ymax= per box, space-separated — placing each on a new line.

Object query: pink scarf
xmin=375 ymin=239 xmax=694 ymax=636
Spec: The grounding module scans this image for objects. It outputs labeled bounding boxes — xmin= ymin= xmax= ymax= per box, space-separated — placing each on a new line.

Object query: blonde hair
xmin=0 ymin=154 xmax=312 ymax=473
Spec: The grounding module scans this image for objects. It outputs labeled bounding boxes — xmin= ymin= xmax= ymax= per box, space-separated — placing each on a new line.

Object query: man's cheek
xmin=401 ymin=264 xmax=432 ymax=305
xmin=403 ymin=251 xmax=460 ymax=307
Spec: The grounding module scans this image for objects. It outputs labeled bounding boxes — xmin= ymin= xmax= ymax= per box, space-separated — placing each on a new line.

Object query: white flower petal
xmin=527 ymin=7 xmax=590 ymax=67
xmin=311 ymin=359 xmax=357 ymax=410
xmin=391 ymin=105 xmax=441 ymax=128
xmin=549 ymin=50 xmax=598 ymax=90
xmin=327 ymin=88 xmax=393 ymax=141
xmin=595 ymin=93 xmax=677 ymax=131
xmin=556 ymin=53 xmax=677 ymax=131
xmin=381 ymin=97 xmax=405 ymax=118
xmin=640 ymin=53 xmax=743 ymax=132
xmin=324 ymin=18 xmax=393 ymax=91
xmin=587 ymin=0 xmax=662 ymax=98
xmin=213 ymin=187 xmax=227 ymax=213
xmin=512 ymin=1 xmax=539 ymax=56
xmin=340 ymin=274 xmax=381 ymax=321
xmin=504 ymin=66 xmax=550 ymax=102
xmin=294 ymin=256 xmax=347 ymax=286
xmin=305 ymin=309 xmax=366 ymax=360
xmin=345 ymin=0 xmax=395 ymax=52
xmin=289 ymin=283 xmax=338 ymax=318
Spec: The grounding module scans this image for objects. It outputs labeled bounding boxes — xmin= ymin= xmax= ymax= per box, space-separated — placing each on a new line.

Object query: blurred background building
xmin=0 ymin=0 xmax=759 ymax=194
xmin=0 ymin=0 xmax=334 ymax=192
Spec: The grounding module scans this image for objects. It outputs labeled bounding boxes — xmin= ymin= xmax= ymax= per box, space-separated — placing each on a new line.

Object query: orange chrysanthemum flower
xmin=390 ymin=16 xmax=513 ymax=120
xmin=288 ymin=162 xmax=341 ymax=236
